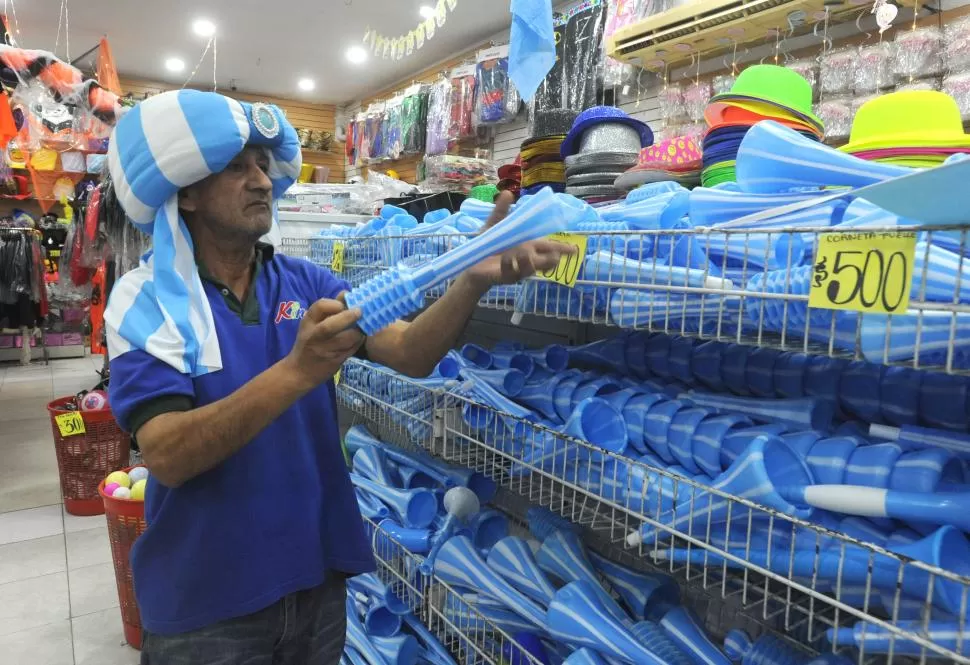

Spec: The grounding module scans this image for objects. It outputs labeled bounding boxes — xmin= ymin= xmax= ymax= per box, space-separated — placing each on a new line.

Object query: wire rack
xmin=361 ymin=513 xmax=545 ymax=665
xmin=338 ymin=358 xmax=970 ymax=665
xmin=289 ymin=224 xmax=970 ymax=376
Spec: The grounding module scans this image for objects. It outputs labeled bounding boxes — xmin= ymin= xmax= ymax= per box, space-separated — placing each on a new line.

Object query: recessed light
xmin=346 ymin=46 xmax=368 ymax=64
xmin=419 ymin=5 xmax=436 ymax=19
xmin=297 ymin=78 xmax=315 ymax=92
xmin=165 ymin=57 xmax=185 ymax=72
xmin=193 ymin=18 xmax=216 ymax=37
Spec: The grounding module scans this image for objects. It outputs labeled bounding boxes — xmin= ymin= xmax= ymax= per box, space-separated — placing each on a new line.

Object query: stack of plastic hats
xmin=702 ymin=64 xmax=824 ymax=186
xmin=614 ymin=136 xmax=702 ymax=192
xmin=497 ymin=155 xmax=522 ymax=198
xmin=560 ymin=106 xmax=654 ymax=203
xmin=521 ymin=135 xmax=568 ymax=195
xmin=839 ymin=90 xmax=970 ymax=168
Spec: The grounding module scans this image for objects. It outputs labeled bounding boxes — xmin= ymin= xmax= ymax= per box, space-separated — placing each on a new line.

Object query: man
xmin=104 ymin=90 xmax=571 ymax=664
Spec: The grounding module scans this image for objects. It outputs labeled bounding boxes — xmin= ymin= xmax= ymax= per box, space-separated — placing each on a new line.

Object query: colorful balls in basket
xmin=104 ymin=467 xmax=149 ymax=501
xmin=80 ymin=389 xmax=109 ymax=411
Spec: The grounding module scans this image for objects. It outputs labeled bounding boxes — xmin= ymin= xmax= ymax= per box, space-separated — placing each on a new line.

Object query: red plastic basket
xmin=48 ymin=396 xmax=131 ymax=515
xmin=99 ymin=468 xmax=147 ymax=650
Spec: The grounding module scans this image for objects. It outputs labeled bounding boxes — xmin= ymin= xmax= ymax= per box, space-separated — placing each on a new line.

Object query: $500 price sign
xmin=331 ymin=242 xmax=345 ymax=273
xmin=808 ymin=230 xmax=917 ymax=314
xmin=535 ymin=232 xmax=588 ymax=288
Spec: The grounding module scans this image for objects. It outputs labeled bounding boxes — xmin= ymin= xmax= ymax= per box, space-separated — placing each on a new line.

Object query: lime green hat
xmin=708 ymin=64 xmax=821 ymax=129
xmin=840 ymin=90 xmax=970 ymax=153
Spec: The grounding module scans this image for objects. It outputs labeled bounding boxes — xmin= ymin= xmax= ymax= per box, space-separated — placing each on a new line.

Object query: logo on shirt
xmin=275 ymin=301 xmax=306 ymax=324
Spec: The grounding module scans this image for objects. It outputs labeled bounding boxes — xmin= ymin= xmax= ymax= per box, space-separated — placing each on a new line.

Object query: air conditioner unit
xmin=607 ymin=0 xmax=907 ymax=68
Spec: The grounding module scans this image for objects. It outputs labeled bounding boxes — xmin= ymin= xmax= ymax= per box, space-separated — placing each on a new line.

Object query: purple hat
xmin=560 ymin=106 xmax=653 ymax=159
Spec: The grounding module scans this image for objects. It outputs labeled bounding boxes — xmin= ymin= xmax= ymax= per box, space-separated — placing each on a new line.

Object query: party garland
xmin=362 ymin=0 xmax=458 ymax=61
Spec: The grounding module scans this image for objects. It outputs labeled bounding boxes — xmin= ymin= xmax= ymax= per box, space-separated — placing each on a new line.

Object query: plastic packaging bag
xmin=449 ymin=64 xmax=478 ymax=143
xmin=602 ymin=0 xmax=642 ymax=88
xmin=945 ymin=15 xmax=970 ymax=72
xmin=383 ymin=95 xmax=405 ymax=160
xmin=475 ymin=45 xmax=520 ymax=125
xmin=658 ymin=82 xmax=687 ymax=124
xmin=712 ymin=74 xmax=736 ymax=96
xmin=563 ymin=0 xmax=607 ymax=111
xmin=533 ymin=13 xmax=567 ymax=113
xmin=425 ymin=76 xmax=452 ymax=156
xmin=401 ymin=83 xmax=429 ymax=155
xmin=683 ymin=80 xmax=712 ymax=122
xmin=820 ymin=48 xmax=856 ymax=96
xmin=893 ymin=27 xmax=944 ymax=82
xmin=815 ymin=97 xmax=854 ymax=141
xmin=855 ymin=42 xmax=893 ymax=94
xmin=422 ymin=154 xmax=497 ymax=193
xmin=943 ymin=72 xmax=970 ymax=120
xmin=365 ymin=103 xmax=386 ymax=162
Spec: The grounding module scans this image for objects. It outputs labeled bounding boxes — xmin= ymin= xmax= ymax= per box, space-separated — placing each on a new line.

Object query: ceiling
xmin=12 ymin=0 xmax=513 ymax=105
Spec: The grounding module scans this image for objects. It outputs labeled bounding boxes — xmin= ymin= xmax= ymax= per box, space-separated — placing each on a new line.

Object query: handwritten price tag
xmin=334 ymin=368 xmax=342 ymax=386
xmin=55 ymin=411 xmax=86 ymax=437
xmin=809 ymin=230 xmax=917 ymax=314
xmin=331 ymin=242 xmax=345 ymax=273
xmin=535 ymin=232 xmax=588 ymax=288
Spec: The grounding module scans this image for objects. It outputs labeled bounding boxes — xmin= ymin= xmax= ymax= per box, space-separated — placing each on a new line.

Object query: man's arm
xmin=135 ymin=300 xmax=363 ymax=488
xmin=361 ymin=192 xmax=575 ymax=378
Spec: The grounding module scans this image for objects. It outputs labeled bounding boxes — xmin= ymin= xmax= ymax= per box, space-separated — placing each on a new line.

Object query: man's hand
xmin=464 ymin=191 xmax=578 ymax=289
xmin=285 ymin=299 xmax=364 ymax=389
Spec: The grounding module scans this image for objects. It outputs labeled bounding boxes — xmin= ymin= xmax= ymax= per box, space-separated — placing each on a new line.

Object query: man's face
xmin=178 ymin=146 xmax=274 ymax=239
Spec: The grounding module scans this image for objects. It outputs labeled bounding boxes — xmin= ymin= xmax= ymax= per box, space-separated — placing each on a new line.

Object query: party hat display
xmin=615 ymin=136 xmax=702 ymax=192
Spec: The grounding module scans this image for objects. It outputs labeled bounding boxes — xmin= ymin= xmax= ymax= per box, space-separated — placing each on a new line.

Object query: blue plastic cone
xmin=859 ymin=311 xmax=970 ymax=367
xmin=486 ymin=536 xmax=558 ymax=606
xmin=433 ymin=536 xmax=547 ymax=628
xmin=564 ymin=648 xmax=609 ymax=665
xmin=372 ymin=633 xmax=421 ymax=665
xmin=402 ymin=614 xmax=458 ymax=665
xmin=587 ymin=550 xmax=679 ymax=621
xmin=355 ymin=489 xmax=391 ymax=521
xmin=525 ymin=345 xmax=569 ymax=372
xmin=461 ymin=343 xmax=494 ymax=368
xmin=375 ymin=519 xmax=432 ymax=554
xmin=688 ymin=187 xmax=829 ymax=226
xmin=560 ymin=398 xmax=629 ymax=458
xmin=350 ymin=474 xmax=439 ymax=529
xmin=691 ymin=414 xmax=754 ymax=478
xmin=462 ymin=366 xmax=527 ymax=396
xmin=353 ymin=446 xmax=399 ymax=487
xmin=722 ymin=629 xmax=807 ymax=665
xmin=546 ymin=581 xmax=667 ymax=665
xmin=659 ymin=606 xmax=731 ymax=665
xmin=827 ymin=619 xmax=970 ymax=657
xmin=537 ymin=531 xmax=628 ymax=624
xmin=567 ymin=336 xmax=631 ymax=374
xmin=736 ymin=120 xmax=910 ymax=193
xmin=629 ymin=621 xmax=694 ymax=665
xmin=491 ymin=348 xmax=536 ymax=377
xmin=347 ymin=573 xmax=412 ymax=615
xmin=345 ymin=425 xmax=385 ymax=457
xmin=683 ymin=391 xmax=834 ymax=431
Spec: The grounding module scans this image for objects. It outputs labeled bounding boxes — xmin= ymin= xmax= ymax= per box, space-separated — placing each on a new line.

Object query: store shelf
xmin=289 ymin=223 xmax=970 ymax=377
xmin=278 ymin=211 xmax=369 ymax=225
xmin=360 ymin=514 xmax=545 ymax=665
xmin=337 ymin=358 xmax=970 ymax=665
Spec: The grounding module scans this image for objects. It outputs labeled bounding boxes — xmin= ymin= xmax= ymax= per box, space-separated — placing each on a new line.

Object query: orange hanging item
xmin=96 ymin=38 xmax=122 ymax=97
xmin=90 ymin=262 xmax=106 ymax=355
xmin=0 ymin=92 xmax=17 ymax=149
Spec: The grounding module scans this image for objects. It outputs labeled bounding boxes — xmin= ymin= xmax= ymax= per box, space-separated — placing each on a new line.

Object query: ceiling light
xmin=419 ymin=5 xmax=436 ymax=19
xmin=346 ymin=46 xmax=368 ymax=64
xmin=297 ymin=78 xmax=315 ymax=92
xmin=192 ymin=18 xmax=216 ymax=37
xmin=165 ymin=57 xmax=185 ymax=72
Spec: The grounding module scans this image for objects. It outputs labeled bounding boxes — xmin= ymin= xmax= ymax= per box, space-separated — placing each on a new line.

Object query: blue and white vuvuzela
xmin=346 ymin=187 xmax=581 ymax=334
xmin=349 ymin=474 xmax=438 ymax=529
xmin=487 ymin=536 xmax=558 ymax=606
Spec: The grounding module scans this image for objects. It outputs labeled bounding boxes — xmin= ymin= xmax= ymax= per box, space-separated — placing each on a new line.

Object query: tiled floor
xmin=0 ymin=355 xmax=140 ymax=665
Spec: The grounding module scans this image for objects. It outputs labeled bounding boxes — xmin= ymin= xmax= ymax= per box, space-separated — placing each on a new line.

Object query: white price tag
xmin=405 ymin=83 xmax=423 ymax=96
xmin=451 ymin=64 xmax=477 ymax=78
xmin=477 ymin=44 xmax=509 ymax=62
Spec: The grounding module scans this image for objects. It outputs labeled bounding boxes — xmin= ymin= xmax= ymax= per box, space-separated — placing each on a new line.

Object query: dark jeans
xmin=140 ymin=573 xmax=347 ymax=665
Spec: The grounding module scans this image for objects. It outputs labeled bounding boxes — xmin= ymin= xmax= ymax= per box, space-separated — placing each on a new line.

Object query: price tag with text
xmin=334 ymin=368 xmax=342 ymax=386
xmin=535 ymin=232 xmax=588 ymax=288
xmin=331 ymin=242 xmax=345 ymax=273
xmin=55 ymin=411 xmax=86 ymax=437
xmin=809 ymin=230 xmax=917 ymax=314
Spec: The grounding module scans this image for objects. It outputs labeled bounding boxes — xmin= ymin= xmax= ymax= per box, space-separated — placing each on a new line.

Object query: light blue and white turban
xmin=104 ymin=89 xmax=301 ymax=376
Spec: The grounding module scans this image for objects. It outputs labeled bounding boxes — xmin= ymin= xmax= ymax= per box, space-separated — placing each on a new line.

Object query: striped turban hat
xmin=104 ymin=89 xmax=301 ymax=376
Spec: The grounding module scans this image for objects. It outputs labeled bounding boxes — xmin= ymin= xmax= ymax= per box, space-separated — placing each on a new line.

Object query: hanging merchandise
xmin=365 ymin=102 xmax=386 ymax=162
xmin=601 ymin=0 xmax=641 ymax=88
xmin=945 ymin=15 xmax=970 ymax=72
xmin=658 ymin=82 xmax=688 ymax=126
xmin=683 ymin=79 xmax=712 ymax=124
xmin=786 ymin=58 xmax=818 ymax=100
xmin=893 ymin=26 xmax=944 ymax=84
xmin=475 ymin=45 xmax=520 ymax=125
xmin=422 ymin=154 xmax=498 ymax=193
xmin=448 ymin=63 xmax=478 ymax=145
xmin=383 ymin=95 xmax=405 ymax=160
xmin=345 ymin=117 xmax=357 ymax=166
xmin=508 ymin=0 xmax=557 ymax=103
xmin=855 ymin=42 xmax=893 ymax=95
xmin=401 ymin=83 xmax=429 ymax=154
xmin=362 ymin=0 xmax=460 ymax=60
xmin=943 ymin=72 xmax=970 ymax=120
xmin=562 ymin=0 xmax=607 ymax=112
xmin=425 ymin=76 xmax=453 ymax=156
xmin=816 ymin=97 xmax=854 ymax=142
xmin=354 ymin=112 xmax=368 ymax=164
xmin=531 ymin=12 xmax=567 ymax=120
xmin=0 ymin=228 xmax=47 ymax=329
xmin=820 ymin=47 xmax=856 ymax=97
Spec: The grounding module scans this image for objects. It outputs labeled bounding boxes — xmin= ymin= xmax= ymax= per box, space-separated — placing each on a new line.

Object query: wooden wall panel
xmin=119 ymin=77 xmax=345 ymax=182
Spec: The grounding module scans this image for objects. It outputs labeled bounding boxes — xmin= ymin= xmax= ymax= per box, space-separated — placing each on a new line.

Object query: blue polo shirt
xmin=108 ymin=244 xmax=375 ymax=635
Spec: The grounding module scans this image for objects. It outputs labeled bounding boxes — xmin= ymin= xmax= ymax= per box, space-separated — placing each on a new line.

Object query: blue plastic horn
xmin=462 ymin=366 xmax=527 ymax=396
xmin=629 ymin=621 xmax=694 ymax=665
xmin=345 ymin=425 xmax=385 ymax=457
xmin=583 ymin=250 xmax=733 ymax=289
xmin=563 ymin=648 xmax=609 ymax=665
xmin=912 ymin=241 xmax=970 ymax=303
xmin=827 ymin=619 xmax=970 ymax=657
xmin=487 ymin=536 xmax=558 ymax=606
xmin=420 ymin=487 xmax=480 ymax=574
xmin=345 ymin=596 xmax=418 ymax=665
xmin=537 ymin=530 xmax=628 ymax=624
xmin=561 ymin=398 xmax=629 ymax=458
xmin=347 ymin=573 xmax=412 ymax=615
xmin=350 ymin=474 xmax=439 ymax=529
xmin=688 ymin=187 xmax=828 ymax=226
xmin=356 ymin=489 xmax=391 ymax=521
xmin=630 ymin=436 xmax=814 ymax=546
xmin=433 ymin=535 xmax=547 ymax=628
xmin=659 ymin=606 xmax=731 ymax=665
xmin=859 ymin=311 xmax=970 ymax=367
xmin=377 ymin=447 xmax=496 ymax=503
xmin=567 ymin=336 xmax=632 ymax=374
xmin=353 ymin=446 xmax=399 ymax=487
xmin=346 ymin=187 xmax=580 ymax=334
xmin=608 ymin=290 xmax=735 ymax=333
xmin=681 ymin=391 xmax=834 ymax=431
xmin=587 ymin=550 xmax=679 ymax=621
xmin=524 ymin=345 xmax=570 ymax=372
xmin=722 ymin=629 xmax=808 ymax=665
xmin=376 ymin=519 xmax=432 ymax=554
xmin=546 ymin=581 xmax=668 ymax=665
xmin=491 ymin=348 xmax=536 ymax=377
xmin=460 ymin=343 xmax=494 ymax=368
xmin=402 ymin=614 xmax=459 ymax=665
xmin=735 ymin=120 xmax=911 ymax=193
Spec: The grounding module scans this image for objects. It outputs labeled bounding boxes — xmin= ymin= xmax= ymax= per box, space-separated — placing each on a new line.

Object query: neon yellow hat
xmin=841 ymin=91 xmax=970 ymax=153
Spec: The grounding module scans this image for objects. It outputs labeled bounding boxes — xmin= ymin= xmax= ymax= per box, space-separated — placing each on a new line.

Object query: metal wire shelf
xmin=286 ymin=223 xmax=970 ymax=376
xmin=338 ymin=358 xmax=970 ymax=665
xmin=360 ymin=514 xmax=545 ymax=665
